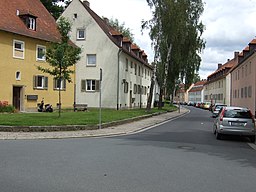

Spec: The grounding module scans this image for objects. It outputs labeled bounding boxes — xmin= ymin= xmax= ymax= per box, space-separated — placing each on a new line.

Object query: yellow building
xmin=0 ymin=0 xmax=75 ymax=111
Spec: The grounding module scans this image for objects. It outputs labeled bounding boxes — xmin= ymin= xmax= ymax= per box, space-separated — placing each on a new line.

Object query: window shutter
xmin=44 ymin=77 xmax=48 ymax=89
xmin=95 ymin=80 xmax=100 ymax=91
xmin=63 ymin=79 xmax=66 ymax=90
xmin=53 ymin=78 xmax=57 ymax=89
xmin=81 ymin=80 xmax=86 ymax=92
xmin=33 ymin=75 xmax=37 ymax=89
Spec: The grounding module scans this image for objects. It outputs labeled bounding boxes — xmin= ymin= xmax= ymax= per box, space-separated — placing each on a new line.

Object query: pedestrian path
xmin=0 ymin=108 xmax=189 ymax=140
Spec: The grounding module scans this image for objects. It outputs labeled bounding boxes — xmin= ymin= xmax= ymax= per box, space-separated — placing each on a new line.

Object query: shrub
xmin=0 ymin=101 xmax=15 ymax=113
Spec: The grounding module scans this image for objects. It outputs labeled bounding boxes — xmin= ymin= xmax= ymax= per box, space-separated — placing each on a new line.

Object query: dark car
xmin=212 ymin=103 xmax=227 ymax=117
xmin=213 ymin=106 xmax=256 ymax=142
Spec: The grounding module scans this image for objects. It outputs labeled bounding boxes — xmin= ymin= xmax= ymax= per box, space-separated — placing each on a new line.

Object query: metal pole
xmin=99 ymin=68 xmax=102 ymax=129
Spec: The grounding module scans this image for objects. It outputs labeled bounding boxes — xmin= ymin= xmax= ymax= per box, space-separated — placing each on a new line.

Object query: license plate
xmin=231 ymin=122 xmax=244 ymax=126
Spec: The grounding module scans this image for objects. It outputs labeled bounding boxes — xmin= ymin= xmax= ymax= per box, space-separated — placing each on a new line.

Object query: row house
xmin=61 ymin=0 xmax=153 ymax=109
xmin=174 ymin=83 xmax=193 ymax=103
xmin=0 ymin=0 xmax=75 ymax=111
xmin=188 ymin=80 xmax=206 ymax=103
xmin=230 ymin=39 xmax=256 ymax=115
xmin=204 ymin=52 xmax=239 ymax=106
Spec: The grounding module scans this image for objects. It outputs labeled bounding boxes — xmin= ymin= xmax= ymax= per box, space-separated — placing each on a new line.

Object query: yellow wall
xmin=0 ymin=31 xmax=75 ymax=111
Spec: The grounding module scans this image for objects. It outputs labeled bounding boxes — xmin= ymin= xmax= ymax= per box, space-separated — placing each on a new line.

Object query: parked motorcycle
xmin=38 ymin=99 xmax=53 ymax=112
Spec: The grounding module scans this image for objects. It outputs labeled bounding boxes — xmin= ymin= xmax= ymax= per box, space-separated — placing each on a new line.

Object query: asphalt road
xmin=1 ymin=106 xmax=256 ymax=192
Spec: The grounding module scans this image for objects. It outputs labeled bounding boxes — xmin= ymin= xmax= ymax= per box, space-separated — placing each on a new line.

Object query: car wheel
xmin=249 ymin=136 xmax=255 ymax=143
xmin=216 ymin=131 xmax=222 ymax=140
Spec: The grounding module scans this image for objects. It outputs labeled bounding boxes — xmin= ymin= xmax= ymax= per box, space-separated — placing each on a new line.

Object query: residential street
xmin=1 ymin=107 xmax=256 ymax=192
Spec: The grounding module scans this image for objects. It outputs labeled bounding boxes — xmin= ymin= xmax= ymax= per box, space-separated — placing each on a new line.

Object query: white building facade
xmin=61 ymin=0 xmax=153 ymax=109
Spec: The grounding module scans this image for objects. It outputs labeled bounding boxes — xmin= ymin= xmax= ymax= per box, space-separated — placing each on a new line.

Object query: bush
xmin=0 ymin=101 xmax=15 ymax=113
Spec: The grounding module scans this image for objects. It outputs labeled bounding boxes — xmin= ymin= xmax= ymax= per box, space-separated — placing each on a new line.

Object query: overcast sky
xmin=88 ymin=0 xmax=256 ymax=79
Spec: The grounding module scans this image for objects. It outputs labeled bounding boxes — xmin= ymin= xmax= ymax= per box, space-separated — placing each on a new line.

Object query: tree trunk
xmin=146 ymin=77 xmax=155 ymax=112
xmin=158 ymin=87 xmax=163 ymax=109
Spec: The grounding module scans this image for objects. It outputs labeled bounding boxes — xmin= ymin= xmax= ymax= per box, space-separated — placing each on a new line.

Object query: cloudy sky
xmin=88 ymin=0 xmax=256 ymax=79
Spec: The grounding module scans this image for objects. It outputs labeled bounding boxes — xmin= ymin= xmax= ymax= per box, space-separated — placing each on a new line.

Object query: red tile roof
xmin=79 ymin=1 xmax=151 ymax=67
xmin=206 ymin=54 xmax=238 ymax=83
xmin=0 ymin=0 xmax=60 ymax=42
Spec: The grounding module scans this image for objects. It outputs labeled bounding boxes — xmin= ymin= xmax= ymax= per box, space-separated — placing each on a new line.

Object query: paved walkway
xmin=0 ymin=108 xmax=189 ymax=140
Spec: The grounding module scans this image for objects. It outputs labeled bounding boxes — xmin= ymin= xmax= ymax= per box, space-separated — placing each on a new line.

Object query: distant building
xmin=204 ymin=52 xmax=239 ymax=106
xmin=188 ymin=80 xmax=207 ymax=103
xmin=230 ymin=39 xmax=256 ymax=115
xmin=174 ymin=83 xmax=193 ymax=103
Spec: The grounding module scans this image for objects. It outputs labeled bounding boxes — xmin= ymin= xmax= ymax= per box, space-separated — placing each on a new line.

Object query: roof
xmin=78 ymin=1 xmax=151 ymax=68
xmin=0 ymin=0 xmax=60 ymax=42
xmin=188 ymin=80 xmax=206 ymax=93
xmin=205 ymin=53 xmax=238 ymax=85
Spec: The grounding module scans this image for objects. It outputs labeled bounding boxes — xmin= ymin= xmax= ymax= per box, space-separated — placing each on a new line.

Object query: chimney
xmin=82 ymin=0 xmax=90 ymax=7
xmin=234 ymin=51 xmax=239 ymax=58
xmin=227 ymin=59 xmax=230 ymax=62
xmin=218 ymin=63 xmax=222 ymax=69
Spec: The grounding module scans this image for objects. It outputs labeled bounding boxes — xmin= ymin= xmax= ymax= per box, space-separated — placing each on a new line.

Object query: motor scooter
xmin=38 ymin=99 xmax=53 ymax=112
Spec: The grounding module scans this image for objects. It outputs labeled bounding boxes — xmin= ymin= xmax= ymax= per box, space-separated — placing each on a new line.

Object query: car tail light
xmin=249 ymin=111 xmax=255 ymax=124
xmin=219 ymin=109 xmax=225 ymax=122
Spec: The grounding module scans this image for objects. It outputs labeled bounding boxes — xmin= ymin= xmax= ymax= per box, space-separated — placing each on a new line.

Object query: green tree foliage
xmin=143 ymin=0 xmax=205 ymax=107
xmin=40 ymin=0 xmax=70 ymax=19
xmin=37 ymin=17 xmax=81 ymax=116
xmin=108 ymin=18 xmax=134 ymax=42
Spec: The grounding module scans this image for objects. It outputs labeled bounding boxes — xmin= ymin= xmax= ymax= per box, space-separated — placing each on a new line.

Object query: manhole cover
xmin=178 ymin=146 xmax=195 ymax=150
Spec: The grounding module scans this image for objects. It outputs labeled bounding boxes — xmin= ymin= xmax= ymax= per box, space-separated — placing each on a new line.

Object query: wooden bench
xmin=73 ymin=104 xmax=88 ymax=111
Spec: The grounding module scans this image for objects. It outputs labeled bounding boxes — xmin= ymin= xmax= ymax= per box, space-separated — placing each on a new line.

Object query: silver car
xmin=213 ymin=106 xmax=256 ymax=142
xmin=212 ymin=103 xmax=227 ymax=117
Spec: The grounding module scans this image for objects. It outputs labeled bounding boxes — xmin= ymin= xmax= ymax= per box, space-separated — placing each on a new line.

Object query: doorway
xmin=13 ymin=86 xmax=22 ymax=111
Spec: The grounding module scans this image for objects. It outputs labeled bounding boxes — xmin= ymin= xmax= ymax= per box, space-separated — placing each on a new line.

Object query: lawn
xmin=0 ymin=105 xmax=177 ymax=126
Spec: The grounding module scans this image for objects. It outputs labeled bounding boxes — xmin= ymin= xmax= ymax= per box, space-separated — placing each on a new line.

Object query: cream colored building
xmin=61 ymin=0 xmax=153 ymax=109
xmin=204 ymin=52 xmax=239 ymax=106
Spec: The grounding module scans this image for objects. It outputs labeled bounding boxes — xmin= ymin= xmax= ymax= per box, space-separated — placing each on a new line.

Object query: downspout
xmin=117 ymin=49 xmax=122 ymax=110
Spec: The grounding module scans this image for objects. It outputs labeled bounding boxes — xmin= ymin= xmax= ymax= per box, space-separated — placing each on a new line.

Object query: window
xmin=248 ymin=86 xmax=252 ymax=97
xmin=77 ymin=29 xmax=85 ymax=40
xmin=33 ymin=75 xmax=48 ymax=89
xmin=87 ymin=54 xmax=96 ymax=66
xmin=124 ymin=82 xmax=128 ymax=93
xmin=241 ymin=88 xmax=243 ymax=98
xmin=16 ymin=71 xmax=21 ymax=80
xmin=36 ymin=45 xmax=46 ymax=61
xmin=134 ymin=84 xmax=137 ymax=94
xmin=28 ymin=17 xmax=36 ymax=30
xmin=244 ymin=87 xmax=247 ymax=98
xmin=13 ymin=40 xmax=24 ymax=59
xmin=54 ymin=78 xmax=66 ymax=90
xmin=134 ymin=63 xmax=137 ymax=75
xmin=126 ymin=59 xmax=128 ymax=71
xmin=81 ymin=80 xmax=99 ymax=91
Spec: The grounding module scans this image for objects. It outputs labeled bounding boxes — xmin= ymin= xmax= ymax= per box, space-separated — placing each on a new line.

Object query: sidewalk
xmin=0 ymin=107 xmax=189 ymax=140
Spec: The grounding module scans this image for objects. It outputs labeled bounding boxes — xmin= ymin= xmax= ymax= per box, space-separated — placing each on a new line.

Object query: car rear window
xmin=223 ymin=109 xmax=251 ymax=119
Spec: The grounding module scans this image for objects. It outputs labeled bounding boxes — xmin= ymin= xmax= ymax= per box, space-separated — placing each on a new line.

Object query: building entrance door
xmin=13 ymin=86 xmax=21 ymax=111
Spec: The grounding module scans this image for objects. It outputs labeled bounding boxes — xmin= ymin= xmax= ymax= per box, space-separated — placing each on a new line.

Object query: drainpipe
xmin=117 ymin=49 xmax=122 ymax=110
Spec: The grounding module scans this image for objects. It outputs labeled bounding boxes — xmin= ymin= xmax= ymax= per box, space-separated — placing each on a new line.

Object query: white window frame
xmin=36 ymin=45 xmax=46 ymax=61
xmin=87 ymin=54 xmax=96 ymax=66
xmin=54 ymin=78 xmax=66 ymax=90
xmin=13 ymin=40 xmax=25 ymax=59
xmin=16 ymin=71 xmax=21 ymax=80
xmin=85 ymin=79 xmax=99 ymax=92
xmin=34 ymin=75 xmax=48 ymax=90
xmin=77 ymin=29 xmax=85 ymax=40
xmin=28 ymin=17 xmax=36 ymax=30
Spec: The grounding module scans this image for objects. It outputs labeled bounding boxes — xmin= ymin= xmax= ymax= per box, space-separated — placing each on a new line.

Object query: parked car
xmin=212 ymin=103 xmax=227 ymax=117
xmin=213 ymin=106 xmax=256 ymax=142
xmin=203 ymin=102 xmax=211 ymax=110
xmin=187 ymin=101 xmax=194 ymax=106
